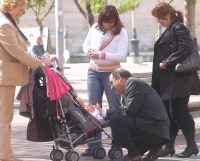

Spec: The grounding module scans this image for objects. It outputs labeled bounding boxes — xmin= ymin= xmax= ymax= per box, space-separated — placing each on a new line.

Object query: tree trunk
xmin=86 ymin=3 xmax=95 ymax=27
xmin=184 ymin=0 xmax=196 ymax=39
xmin=36 ymin=18 xmax=44 ymax=36
xmin=73 ymin=0 xmax=87 ymax=19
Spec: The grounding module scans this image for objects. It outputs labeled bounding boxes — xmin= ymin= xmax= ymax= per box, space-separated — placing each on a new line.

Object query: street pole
xmin=64 ymin=25 xmax=70 ymax=63
xmin=130 ymin=9 xmax=139 ymax=56
xmin=132 ymin=10 xmax=135 ymax=38
xmin=127 ymin=4 xmax=142 ymax=64
xmin=55 ymin=0 xmax=64 ymax=72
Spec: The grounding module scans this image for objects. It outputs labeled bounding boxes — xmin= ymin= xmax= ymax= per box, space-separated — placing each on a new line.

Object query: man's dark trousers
xmin=111 ymin=115 xmax=164 ymax=156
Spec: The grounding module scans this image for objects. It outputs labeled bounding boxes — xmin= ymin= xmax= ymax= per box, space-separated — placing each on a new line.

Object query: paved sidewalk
xmin=12 ymin=111 xmax=200 ymax=161
xmin=12 ymin=63 xmax=200 ymax=161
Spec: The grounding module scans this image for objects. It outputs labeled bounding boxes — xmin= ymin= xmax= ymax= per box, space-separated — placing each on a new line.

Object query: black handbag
xmin=175 ymin=38 xmax=200 ymax=72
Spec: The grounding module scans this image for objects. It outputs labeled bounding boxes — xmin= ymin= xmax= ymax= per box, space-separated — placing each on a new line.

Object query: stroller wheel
xmin=92 ymin=147 xmax=106 ymax=159
xmin=65 ymin=150 xmax=79 ymax=161
xmin=50 ymin=149 xmax=63 ymax=161
xmin=108 ymin=148 xmax=123 ymax=159
xmin=91 ymin=148 xmax=97 ymax=158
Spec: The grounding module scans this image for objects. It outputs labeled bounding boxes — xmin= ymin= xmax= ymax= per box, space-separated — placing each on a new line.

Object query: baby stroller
xmin=33 ymin=66 xmax=123 ymax=161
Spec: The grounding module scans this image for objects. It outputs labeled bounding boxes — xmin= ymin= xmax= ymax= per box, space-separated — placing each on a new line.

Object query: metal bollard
xmin=129 ymin=28 xmax=139 ymax=56
xmin=130 ymin=38 xmax=139 ymax=56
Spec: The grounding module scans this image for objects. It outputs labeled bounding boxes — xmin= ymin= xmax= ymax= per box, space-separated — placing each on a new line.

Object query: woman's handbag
xmin=175 ymin=38 xmax=200 ymax=72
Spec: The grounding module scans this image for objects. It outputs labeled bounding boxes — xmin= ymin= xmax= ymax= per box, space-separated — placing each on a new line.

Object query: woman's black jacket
xmin=152 ymin=19 xmax=200 ymax=100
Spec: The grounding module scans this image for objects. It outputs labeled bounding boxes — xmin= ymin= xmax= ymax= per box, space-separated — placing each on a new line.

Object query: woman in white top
xmin=82 ymin=5 xmax=128 ymax=156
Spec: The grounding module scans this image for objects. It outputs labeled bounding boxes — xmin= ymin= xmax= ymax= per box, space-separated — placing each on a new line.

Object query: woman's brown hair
xmin=151 ymin=2 xmax=183 ymax=23
xmin=97 ymin=5 xmax=123 ymax=35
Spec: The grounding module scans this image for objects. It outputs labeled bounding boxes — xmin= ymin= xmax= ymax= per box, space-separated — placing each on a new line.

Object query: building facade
xmin=18 ymin=0 xmax=200 ymax=58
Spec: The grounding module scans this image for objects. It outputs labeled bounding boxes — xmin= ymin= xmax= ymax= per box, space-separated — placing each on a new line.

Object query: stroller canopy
xmin=44 ymin=65 xmax=70 ymax=101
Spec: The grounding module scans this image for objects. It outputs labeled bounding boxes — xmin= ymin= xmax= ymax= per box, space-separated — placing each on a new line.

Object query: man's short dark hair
xmin=111 ymin=68 xmax=132 ymax=79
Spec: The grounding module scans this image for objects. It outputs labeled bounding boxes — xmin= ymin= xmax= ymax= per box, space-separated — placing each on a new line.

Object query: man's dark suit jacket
xmin=121 ymin=77 xmax=170 ymax=140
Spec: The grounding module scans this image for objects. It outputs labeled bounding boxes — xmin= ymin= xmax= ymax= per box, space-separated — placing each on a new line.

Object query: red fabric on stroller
xmin=44 ymin=65 xmax=70 ymax=101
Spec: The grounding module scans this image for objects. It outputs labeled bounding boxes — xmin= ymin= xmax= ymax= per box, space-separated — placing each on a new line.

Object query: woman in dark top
xmin=151 ymin=2 xmax=200 ymax=158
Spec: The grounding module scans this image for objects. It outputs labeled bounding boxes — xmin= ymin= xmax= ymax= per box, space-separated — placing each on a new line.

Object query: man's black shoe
xmin=81 ymin=149 xmax=91 ymax=156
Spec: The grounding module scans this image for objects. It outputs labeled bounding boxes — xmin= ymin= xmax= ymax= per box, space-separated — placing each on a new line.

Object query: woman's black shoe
xmin=175 ymin=145 xmax=199 ymax=158
xmin=156 ymin=146 xmax=175 ymax=157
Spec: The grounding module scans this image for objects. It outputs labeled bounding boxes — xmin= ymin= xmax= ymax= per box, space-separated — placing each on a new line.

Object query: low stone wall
xmin=133 ymin=71 xmax=200 ymax=112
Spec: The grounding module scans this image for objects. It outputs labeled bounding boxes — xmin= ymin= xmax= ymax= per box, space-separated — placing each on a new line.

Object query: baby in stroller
xmin=78 ymin=102 xmax=105 ymax=123
xmin=25 ymin=66 xmax=123 ymax=161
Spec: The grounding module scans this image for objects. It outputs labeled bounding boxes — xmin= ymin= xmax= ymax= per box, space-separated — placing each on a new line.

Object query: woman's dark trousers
xmin=163 ymin=96 xmax=198 ymax=157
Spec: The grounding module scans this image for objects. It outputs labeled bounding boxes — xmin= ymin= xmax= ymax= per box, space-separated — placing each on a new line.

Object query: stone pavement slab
xmin=12 ymin=63 xmax=200 ymax=161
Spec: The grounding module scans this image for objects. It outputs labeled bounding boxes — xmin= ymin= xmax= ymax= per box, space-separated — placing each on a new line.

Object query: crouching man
xmin=109 ymin=69 xmax=170 ymax=161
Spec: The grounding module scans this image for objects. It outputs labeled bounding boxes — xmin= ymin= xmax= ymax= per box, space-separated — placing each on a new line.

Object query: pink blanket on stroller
xmin=44 ymin=65 xmax=70 ymax=101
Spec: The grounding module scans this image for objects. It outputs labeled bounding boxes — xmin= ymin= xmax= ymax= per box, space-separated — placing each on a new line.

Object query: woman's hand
xmin=41 ymin=57 xmax=52 ymax=66
xmin=88 ymin=49 xmax=101 ymax=59
xmin=87 ymin=49 xmax=95 ymax=58
xmin=159 ymin=63 xmax=166 ymax=69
